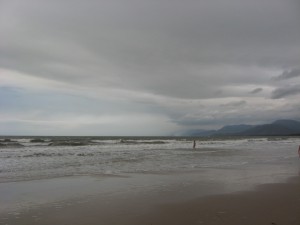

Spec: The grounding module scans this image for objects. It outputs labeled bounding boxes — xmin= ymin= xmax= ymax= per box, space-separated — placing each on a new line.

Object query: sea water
xmin=0 ymin=136 xmax=299 ymax=182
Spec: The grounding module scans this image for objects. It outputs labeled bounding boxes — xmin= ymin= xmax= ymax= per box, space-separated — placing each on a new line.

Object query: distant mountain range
xmin=180 ymin=119 xmax=300 ymax=136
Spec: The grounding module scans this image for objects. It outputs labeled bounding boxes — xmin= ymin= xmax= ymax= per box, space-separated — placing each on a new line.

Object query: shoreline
xmin=1 ymin=168 xmax=300 ymax=225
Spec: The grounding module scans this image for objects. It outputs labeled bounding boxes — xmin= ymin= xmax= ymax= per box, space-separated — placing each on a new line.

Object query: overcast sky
xmin=1 ymin=0 xmax=300 ymax=135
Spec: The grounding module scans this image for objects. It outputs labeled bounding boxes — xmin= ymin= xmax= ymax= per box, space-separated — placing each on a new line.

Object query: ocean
xmin=1 ymin=136 xmax=299 ymax=183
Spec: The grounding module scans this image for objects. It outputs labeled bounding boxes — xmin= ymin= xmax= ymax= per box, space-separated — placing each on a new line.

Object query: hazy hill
xmin=239 ymin=124 xmax=293 ymax=136
xmin=272 ymin=120 xmax=300 ymax=133
xmin=181 ymin=119 xmax=300 ymax=136
xmin=214 ymin=124 xmax=254 ymax=135
xmin=178 ymin=129 xmax=216 ymax=137
xmin=240 ymin=120 xmax=300 ymax=136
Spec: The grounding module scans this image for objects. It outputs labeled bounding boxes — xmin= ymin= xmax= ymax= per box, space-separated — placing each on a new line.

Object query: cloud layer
xmin=1 ymin=0 xmax=300 ymax=135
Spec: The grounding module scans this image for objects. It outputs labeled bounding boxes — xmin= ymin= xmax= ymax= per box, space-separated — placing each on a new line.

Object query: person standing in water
xmin=193 ymin=140 xmax=196 ymax=149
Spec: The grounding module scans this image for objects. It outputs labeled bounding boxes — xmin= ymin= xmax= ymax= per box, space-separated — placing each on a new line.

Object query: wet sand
xmin=138 ymin=176 xmax=300 ymax=225
xmin=1 ymin=173 xmax=300 ymax=225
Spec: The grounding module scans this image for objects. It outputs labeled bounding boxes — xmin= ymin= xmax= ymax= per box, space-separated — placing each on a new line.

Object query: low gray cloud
xmin=0 ymin=0 xmax=300 ymax=135
xmin=249 ymin=88 xmax=263 ymax=94
xmin=274 ymin=68 xmax=300 ymax=81
xmin=271 ymin=85 xmax=300 ymax=99
xmin=221 ymin=100 xmax=247 ymax=108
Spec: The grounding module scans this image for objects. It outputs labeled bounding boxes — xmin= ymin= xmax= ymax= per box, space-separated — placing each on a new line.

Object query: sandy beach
xmin=1 ymin=171 xmax=300 ymax=225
